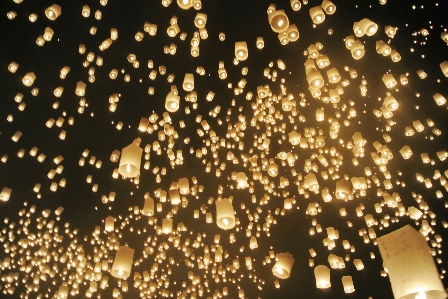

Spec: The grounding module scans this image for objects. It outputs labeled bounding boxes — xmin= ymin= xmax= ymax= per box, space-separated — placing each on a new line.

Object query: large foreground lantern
xmin=314 ymin=265 xmax=331 ymax=289
xmin=272 ymin=252 xmax=294 ymax=279
xmin=111 ymin=245 xmax=135 ymax=279
xmin=118 ymin=138 xmax=143 ymax=178
xmin=378 ymin=225 xmax=446 ymax=299
xmin=235 ymin=42 xmax=248 ymax=61
xmin=268 ymin=10 xmax=289 ymax=33
xmin=215 ymin=198 xmax=235 ymax=230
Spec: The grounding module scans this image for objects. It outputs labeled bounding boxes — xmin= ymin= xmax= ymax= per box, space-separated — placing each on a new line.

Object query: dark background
xmin=0 ymin=0 xmax=447 ymax=298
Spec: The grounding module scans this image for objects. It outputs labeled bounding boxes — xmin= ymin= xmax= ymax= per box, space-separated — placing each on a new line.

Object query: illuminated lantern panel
xmin=268 ymin=10 xmax=289 ymax=33
xmin=215 ymin=198 xmax=235 ymax=230
xmin=272 ymin=252 xmax=295 ymax=279
xmin=118 ymin=138 xmax=143 ymax=178
xmin=314 ymin=265 xmax=331 ymax=289
xmin=111 ymin=245 xmax=135 ymax=279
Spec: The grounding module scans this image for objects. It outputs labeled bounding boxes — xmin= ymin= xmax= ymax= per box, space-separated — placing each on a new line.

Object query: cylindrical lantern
xmin=0 ymin=187 xmax=12 ymax=202
xmin=377 ymin=225 xmax=446 ymax=299
xmin=336 ymin=179 xmax=351 ymax=200
xmin=272 ymin=252 xmax=294 ymax=279
xmin=111 ymin=245 xmax=134 ymax=279
xmin=183 ymin=73 xmax=194 ymax=91
xmin=162 ymin=218 xmax=173 ymax=234
xmin=177 ymin=0 xmax=193 ymax=9
xmin=165 ymin=92 xmax=180 ymax=112
xmin=22 ymin=72 xmax=36 ymax=86
xmin=342 ymin=276 xmax=355 ymax=293
xmin=45 ymin=4 xmax=61 ymax=20
xmin=76 ymin=81 xmax=86 ymax=96
xmin=215 ymin=198 xmax=235 ymax=230
xmin=235 ymin=42 xmax=248 ymax=61
xmin=141 ymin=196 xmax=154 ymax=216
xmin=169 ymin=189 xmax=181 ymax=205
xmin=268 ymin=10 xmax=289 ymax=33
xmin=321 ymin=0 xmax=336 ymax=14
xmin=306 ymin=69 xmax=324 ymax=89
xmin=309 ymin=6 xmax=325 ymax=24
xmin=194 ymin=13 xmax=207 ymax=28
xmin=314 ymin=265 xmax=331 ymax=288
xmin=118 ymin=138 xmax=143 ymax=178
xmin=350 ymin=40 xmax=365 ymax=60
xmin=105 ymin=216 xmax=115 ymax=232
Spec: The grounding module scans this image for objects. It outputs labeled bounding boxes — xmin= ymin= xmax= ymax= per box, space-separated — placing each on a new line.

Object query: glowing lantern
xmin=359 ymin=18 xmax=378 ymax=36
xmin=433 ymin=93 xmax=446 ymax=106
xmin=194 ymin=13 xmax=207 ymax=28
xmin=256 ymin=37 xmax=265 ymax=49
xmin=321 ymin=0 xmax=336 ymax=14
xmin=290 ymin=0 xmax=301 ymax=11
xmin=272 ymin=252 xmax=294 ymax=279
xmin=8 ymin=62 xmax=19 ymax=73
xmin=111 ymin=245 xmax=135 ymax=279
xmin=306 ymin=69 xmax=324 ymax=89
xmin=378 ymin=225 xmax=446 ymax=299
xmin=268 ymin=10 xmax=289 ymax=33
xmin=327 ymin=67 xmax=340 ymax=83
xmin=118 ymin=138 xmax=143 ymax=178
xmin=385 ymin=25 xmax=397 ymax=38
xmin=336 ymin=179 xmax=351 ymax=200
xmin=350 ymin=40 xmax=365 ymax=60
xmin=314 ymin=265 xmax=331 ymax=288
xmin=390 ymin=49 xmax=401 ymax=62
xmin=169 ymin=189 xmax=180 ymax=205
xmin=183 ymin=73 xmax=194 ymax=91
xmin=215 ymin=198 xmax=235 ymax=230
xmin=165 ymin=92 xmax=180 ymax=112
xmin=235 ymin=42 xmax=248 ymax=61
xmin=82 ymin=5 xmax=90 ymax=17
xmin=384 ymin=95 xmax=398 ymax=111
xmin=162 ymin=218 xmax=173 ymax=234
xmin=178 ymin=177 xmax=190 ymax=195
xmin=177 ymin=0 xmax=193 ymax=9
xmin=342 ymin=276 xmax=355 ymax=293
xmin=22 ymin=72 xmax=36 ymax=86
xmin=440 ymin=61 xmax=448 ymax=77
xmin=0 ymin=187 xmax=12 ymax=201
xmin=141 ymin=196 xmax=154 ymax=216
xmin=287 ymin=24 xmax=299 ymax=41
xmin=167 ymin=24 xmax=180 ymax=37
xmin=382 ymin=74 xmax=397 ymax=88
xmin=309 ymin=6 xmax=325 ymax=24
xmin=75 ymin=81 xmax=86 ymax=96
xmin=376 ymin=40 xmax=391 ymax=56
xmin=45 ymin=4 xmax=61 ymax=20
xmin=105 ymin=216 xmax=115 ymax=232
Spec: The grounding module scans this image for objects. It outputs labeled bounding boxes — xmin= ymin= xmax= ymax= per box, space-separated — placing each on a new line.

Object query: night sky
xmin=0 ymin=0 xmax=447 ymax=298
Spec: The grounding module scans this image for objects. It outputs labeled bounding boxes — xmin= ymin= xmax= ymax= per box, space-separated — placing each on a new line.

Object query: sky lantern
xmin=314 ymin=265 xmax=331 ymax=289
xmin=272 ymin=252 xmax=294 ymax=279
xmin=309 ymin=6 xmax=325 ymax=24
xmin=183 ymin=73 xmax=194 ymax=91
xmin=378 ymin=225 xmax=446 ymax=299
xmin=111 ymin=245 xmax=135 ymax=279
xmin=177 ymin=0 xmax=194 ymax=9
xmin=215 ymin=198 xmax=235 ymax=230
xmin=118 ymin=138 xmax=143 ymax=178
xmin=235 ymin=42 xmax=248 ymax=61
xmin=268 ymin=10 xmax=289 ymax=33
xmin=165 ymin=92 xmax=180 ymax=112
xmin=45 ymin=4 xmax=61 ymax=21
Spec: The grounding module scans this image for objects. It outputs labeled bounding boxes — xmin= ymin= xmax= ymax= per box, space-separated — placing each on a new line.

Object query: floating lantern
xmin=268 ymin=10 xmax=289 ymax=33
xmin=215 ymin=198 xmax=235 ymax=230
xmin=272 ymin=252 xmax=294 ymax=279
xmin=309 ymin=6 xmax=325 ymax=24
xmin=165 ymin=92 xmax=180 ymax=112
xmin=118 ymin=138 xmax=143 ymax=178
xmin=45 ymin=4 xmax=61 ymax=20
xmin=314 ymin=265 xmax=331 ymax=288
xmin=183 ymin=73 xmax=194 ymax=91
xmin=111 ymin=245 xmax=135 ymax=279
xmin=235 ymin=42 xmax=248 ymax=61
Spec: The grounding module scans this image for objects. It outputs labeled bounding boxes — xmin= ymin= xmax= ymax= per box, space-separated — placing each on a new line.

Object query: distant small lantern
xmin=118 ymin=138 xmax=143 ymax=178
xmin=111 ymin=245 xmax=135 ymax=279
xmin=272 ymin=252 xmax=295 ymax=279
xmin=8 ymin=62 xmax=19 ymax=73
xmin=215 ymin=198 xmax=235 ymax=230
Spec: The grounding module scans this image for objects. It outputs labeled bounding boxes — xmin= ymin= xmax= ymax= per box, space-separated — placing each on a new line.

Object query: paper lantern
xmin=165 ymin=92 xmax=180 ymax=112
xmin=287 ymin=24 xmax=299 ymax=41
xmin=8 ymin=62 xmax=19 ymax=73
xmin=336 ymin=179 xmax=351 ymax=200
xmin=105 ymin=216 xmax=115 ymax=232
xmin=390 ymin=49 xmax=401 ymax=62
xmin=82 ymin=5 xmax=90 ymax=17
xmin=433 ymin=93 xmax=446 ymax=106
xmin=177 ymin=0 xmax=193 ymax=9
xmin=327 ymin=67 xmax=340 ymax=83
xmin=378 ymin=225 xmax=446 ymax=299
xmin=382 ymin=74 xmax=397 ymax=88
xmin=169 ymin=189 xmax=181 ymax=205
xmin=141 ymin=196 xmax=155 ymax=216
xmin=235 ymin=42 xmax=248 ymax=61
xmin=194 ymin=13 xmax=207 ymax=28
xmin=167 ymin=24 xmax=180 ymax=37
xmin=272 ymin=252 xmax=294 ymax=279
xmin=309 ymin=6 xmax=325 ymax=24
xmin=290 ymin=0 xmax=301 ymax=11
xmin=45 ymin=4 xmax=61 ymax=20
xmin=183 ymin=73 xmax=194 ymax=91
xmin=342 ymin=276 xmax=355 ymax=293
xmin=359 ymin=18 xmax=378 ymax=36
xmin=162 ymin=218 xmax=173 ymax=234
xmin=256 ymin=37 xmax=265 ymax=49
xmin=314 ymin=265 xmax=331 ymax=288
xmin=268 ymin=10 xmax=289 ymax=33
xmin=111 ymin=245 xmax=135 ymax=279
xmin=0 ymin=187 xmax=12 ymax=202
xmin=376 ymin=40 xmax=391 ymax=56
xmin=75 ymin=81 xmax=86 ymax=96
xmin=306 ymin=69 xmax=324 ymax=89
xmin=118 ymin=138 xmax=143 ymax=178
xmin=350 ymin=40 xmax=365 ymax=60
xmin=384 ymin=95 xmax=399 ymax=111
xmin=22 ymin=72 xmax=36 ymax=86
xmin=215 ymin=198 xmax=235 ymax=230
xmin=440 ymin=61 xmax=448 ymax=77
xmin=321 ymin=0 xmax=336 ymax=14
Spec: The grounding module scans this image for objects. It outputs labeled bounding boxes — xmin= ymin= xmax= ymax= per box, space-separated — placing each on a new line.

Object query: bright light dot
xmin=415 ymin=291 xmax=426 ymax=299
